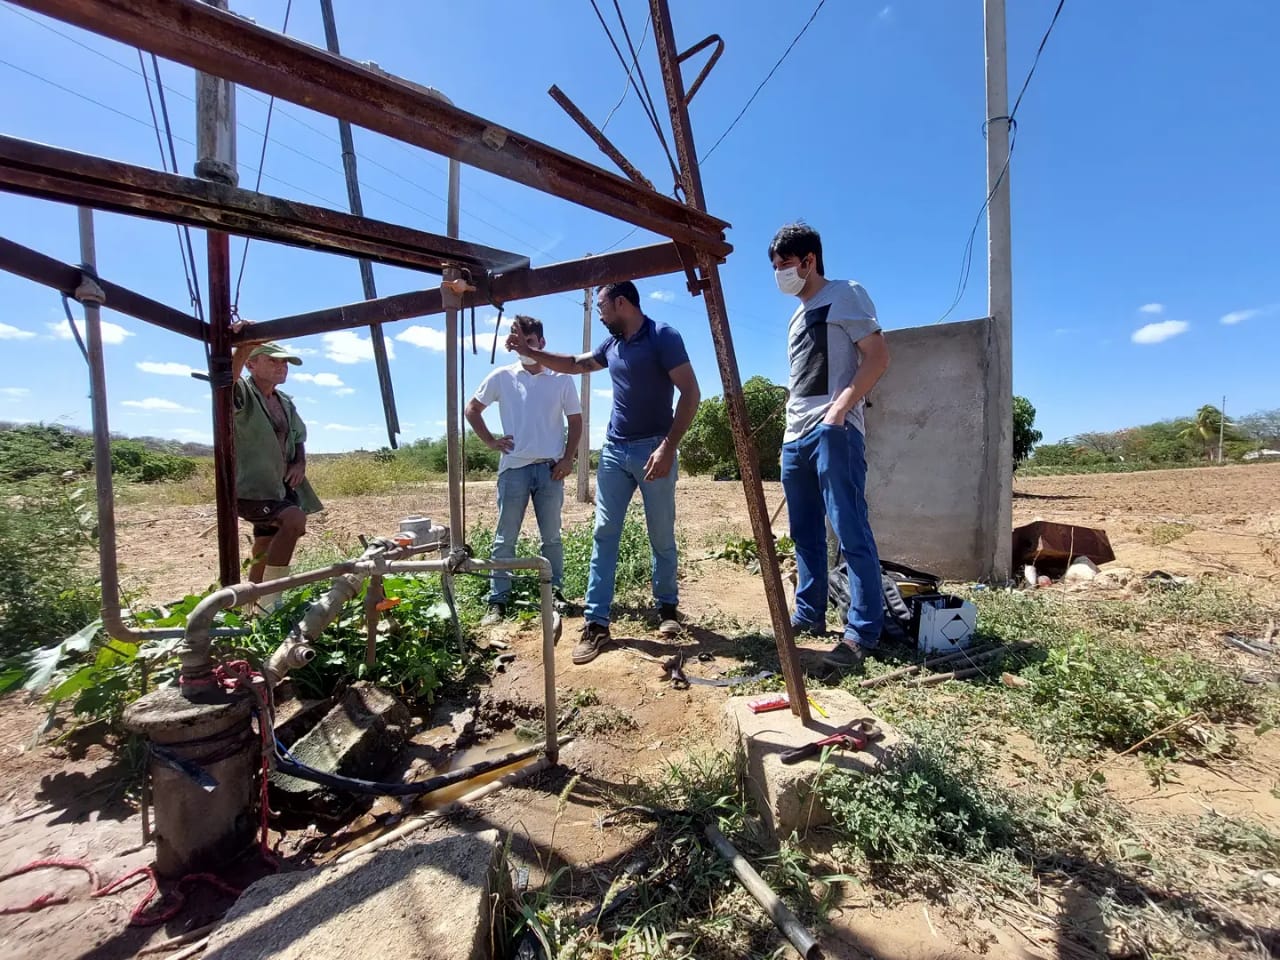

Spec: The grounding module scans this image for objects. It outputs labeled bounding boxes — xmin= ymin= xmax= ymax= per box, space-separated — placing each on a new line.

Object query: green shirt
xmin=233 ymin=377 xmax=322 ymax=513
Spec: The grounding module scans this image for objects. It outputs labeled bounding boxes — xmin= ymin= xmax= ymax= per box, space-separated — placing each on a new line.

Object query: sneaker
xmin=822 ymin=639 xmax=867 ymax=671
xmin=481 ymin=603 xmax=506 ymax=627
xmin=573 ymin=622 xmax=611 ymax=665
xmin=791 ymin=619 xmax=829 ymax=639
xmin=657 ymin=603 xmax=681 ymax=637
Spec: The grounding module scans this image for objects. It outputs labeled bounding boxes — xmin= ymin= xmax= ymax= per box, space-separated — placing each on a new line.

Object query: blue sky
xmin=1 ymin=0 xmax=1277 ymax=452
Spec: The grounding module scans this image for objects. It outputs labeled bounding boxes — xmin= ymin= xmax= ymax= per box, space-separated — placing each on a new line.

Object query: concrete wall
xmin=863 ymin=317 xmax=997 ymax=581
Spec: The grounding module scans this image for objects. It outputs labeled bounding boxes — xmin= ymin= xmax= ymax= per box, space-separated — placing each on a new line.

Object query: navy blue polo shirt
xmin=592 ymin=315 xmax=690 ymax=443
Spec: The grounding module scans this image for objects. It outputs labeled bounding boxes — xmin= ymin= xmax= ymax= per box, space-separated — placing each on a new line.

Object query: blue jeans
xmin=585 ymin=437 xmax=678 ymax=625
xmin=489 ymin=462 xmax=564 ymax=605
xmin=781 ymin=423 xmax=883 ymax=648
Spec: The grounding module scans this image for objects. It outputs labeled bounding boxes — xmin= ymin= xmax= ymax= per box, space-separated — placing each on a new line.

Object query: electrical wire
xmin=587 ymin=0 xmax=681 ymax=193
xmin=600 ymin=12 xmax=650 ymax=132
xmin=936 ymin=0 xmax=1066 ymax=324
xmin=698 ymin=0 xmax=828 ymax=164
xmin=233 ymin=0 xmax=292 ymax=318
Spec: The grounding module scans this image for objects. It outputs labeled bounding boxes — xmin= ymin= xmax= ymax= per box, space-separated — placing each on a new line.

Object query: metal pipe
xmin=703 ymin=822 xmax=819 ymax=959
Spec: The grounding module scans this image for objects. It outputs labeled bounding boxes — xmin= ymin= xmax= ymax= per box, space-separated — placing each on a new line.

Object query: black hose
xmin=273 ymin=736 xmax=567 ymax=797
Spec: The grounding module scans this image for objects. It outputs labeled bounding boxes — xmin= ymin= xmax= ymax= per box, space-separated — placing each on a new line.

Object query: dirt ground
xmin=2 ymin=464 xmax=1278 ymax=959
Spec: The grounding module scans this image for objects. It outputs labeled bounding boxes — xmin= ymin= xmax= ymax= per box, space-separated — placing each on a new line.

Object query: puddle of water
xmin=420 ymin=731 xmax=538 ymax=810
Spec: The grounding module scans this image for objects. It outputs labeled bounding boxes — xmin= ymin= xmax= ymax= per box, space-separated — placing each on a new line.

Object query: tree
xmin=1236 ymin=408 xmax=1280 ymax=448
xmin=1012 ymin=396 xmax=1042 ymax=470
xmin=683 ymin=376 xmax=788 ymax=480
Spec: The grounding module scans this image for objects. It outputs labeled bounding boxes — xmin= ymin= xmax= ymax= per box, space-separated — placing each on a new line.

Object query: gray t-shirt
xmin=783 ymin=279 xmax=881 ymax=443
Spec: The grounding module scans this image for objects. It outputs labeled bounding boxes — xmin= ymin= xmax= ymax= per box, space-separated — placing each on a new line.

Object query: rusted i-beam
xmin=548 ymin=85 xmax=653 ymax=189
xmin=241 ymin=243 xmax=690 ymax=344
xmin=648 ymin=0 xmax=810 ymax=721
xmin=11 ymin=0 xmax=732 ymax=257
xmin=0 ymin=235 xmax=205 ymax=340
xmin=0 ymin=135 xmax=527 ymax=275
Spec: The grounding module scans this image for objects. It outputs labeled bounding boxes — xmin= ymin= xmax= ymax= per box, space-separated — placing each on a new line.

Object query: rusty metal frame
xmin=0 ymin=0 xmax=813 ymax=720
xmin=0 ymin=135 xmax=528 ymax=276
xmin=8 ymin=0 xmax=731 ymax=258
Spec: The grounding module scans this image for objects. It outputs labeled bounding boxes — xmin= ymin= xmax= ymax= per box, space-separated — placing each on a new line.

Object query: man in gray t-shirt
xmin=769 ymin=222 xmax=891 ymax=671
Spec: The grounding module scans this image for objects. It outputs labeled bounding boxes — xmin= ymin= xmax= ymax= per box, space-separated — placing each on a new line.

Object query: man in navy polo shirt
xmin=505 ymin=281 xmax=700 ymax=665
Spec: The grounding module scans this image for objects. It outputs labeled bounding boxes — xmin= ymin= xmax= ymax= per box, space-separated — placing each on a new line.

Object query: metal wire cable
xmin=937 ymin=0 xmax=1066 ymax=324
xmin=587 ymin=0 xmax=681 ymax=193
xmin=233 ymin=0 xmax=292 ymax=318
xmin=699 ymin=0 xmax=827 ymax=165
xmin=600 ymin=11 xmax=650 ymax=132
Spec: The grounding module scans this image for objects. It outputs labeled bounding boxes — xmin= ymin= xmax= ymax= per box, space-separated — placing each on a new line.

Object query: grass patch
xmin=1148 ymin=522 xmax=1194 ymax=546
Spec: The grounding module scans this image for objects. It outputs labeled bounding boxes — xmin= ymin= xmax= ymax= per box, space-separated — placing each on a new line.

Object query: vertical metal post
xmin=648 ymin=0 xmax=809 ymax=722
xmin=577 ymin=277 xmax=592 ymax=503
xmin=983 ymin=0 xmax=1014 ymax=582
xmin=317 ymin=0 xmax=400 ymax=449
xmin=78 ymin=207 xmax=126 ymax=627
xmin=197 ymin=0 xmax=239 ymax=587
xmin=437 ymin=95 xmax=465 ymax=550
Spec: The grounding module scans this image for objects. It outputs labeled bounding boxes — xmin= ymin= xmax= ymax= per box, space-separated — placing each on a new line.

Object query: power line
xmin=600 ymin=11 xmax=650 ymax=132
xmin=699 ymin=0 xmax=828 ymax=164
xmin=0 ymin=2 xmax=560 ymax=255
xmin=234 ymin=0 xmax=292 ymax=316
xmin=937 ymin=0 xmax=1065 ymax=324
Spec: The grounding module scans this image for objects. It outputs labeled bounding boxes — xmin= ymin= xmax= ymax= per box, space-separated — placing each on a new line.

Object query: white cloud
xmin=137 ymin=361 xmax=198 ymax=377
xmin=1220 ymin=304 xmax=1278 ymax=326
xmin=1 ymin=387 xmax=30 ymax=398
xmin=1131 ymin=320 xmax=1189 ymax=345
xmin=322 ymin=330 xmax=395 ymax=364
xmin=593 ymin=388 xmax=613 ymax=399
xmin=1138 ymin=303 xmax=1164 ymax=315
xmin=122 ymin=397 xmax=197 ymax=413
xmin=647 ymin=290 xmax=676 ymax=304
xmin=288 ymin=345 xmax=318 ymax=356
xmin=293 ymin=371 xmax=346 ymax=389
xmin=878 ymin=5 xmax=893 ymax=20
xmin=336 ymin=387 xmax=356 ymax=397
xmin=1053 ymin=327 xmax=1077 ymax=336
xmin=395 ymin=325 xmax=447 ymax=352
xmin=322 ymin=423 xmax=361 ymax=432
xmin=48 ymin=319 xmax=133 ymax=345
xmin=172 ymin=427 xmax=212 ymax=442
xmin=0 ymin=323 xmax=36 ymax=340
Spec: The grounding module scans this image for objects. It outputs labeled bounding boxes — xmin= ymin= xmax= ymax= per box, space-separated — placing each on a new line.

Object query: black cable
xmin=937 ymin=0 xmax=1066 ymax=324
xmin=148 ymin=53 xmax=206 ymax=326
xmin=609 ymin=0 xmax=679 ymax=190
xmin=699 ymin=0 xmax=828 ymax=164
xmin=60 ymin=294 xmax=89 ymax=364
xmin=233 ymin=0 xmax=293 ymax=318
xmin=587 ymin=0 xmax=681 ymax=192
xmin=600 ymin=11 xmax=650 ymax=132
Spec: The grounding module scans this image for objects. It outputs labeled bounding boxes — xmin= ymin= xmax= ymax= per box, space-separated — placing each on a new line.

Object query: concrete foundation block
xmin=271 ymin=681 xmax=412 ymax=803
xmin=206 ymin=829 xmax=510 ymax=960
xmin=722 ymin=689 xmax=904 ymax=838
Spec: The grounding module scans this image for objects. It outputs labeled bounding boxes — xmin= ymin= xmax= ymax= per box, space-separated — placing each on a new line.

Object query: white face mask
xmin=774 ymin=264 xmax=806 ymax=296
xmin=520 ymin=354 xmax=538 ymax=367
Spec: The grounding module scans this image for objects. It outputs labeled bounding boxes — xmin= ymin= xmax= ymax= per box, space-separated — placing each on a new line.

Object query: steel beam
xmin=13 ymin=0 xmax=732 ymax=257
xmin=241 ymin=243 xmax=688 ymax=344
xmin=0 ymin=235 xmax=205 ymax=340
xmin=649 ymin=0 xmax=811 ymax=722
xmin=0 ymin=135 xmax=528 ymax=275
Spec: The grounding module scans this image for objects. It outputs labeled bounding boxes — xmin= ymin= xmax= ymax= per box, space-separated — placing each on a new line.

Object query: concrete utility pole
xmin=317 ymin=0 xmax=400 ymax=448
xmin=577 ymin=277 xmax=592 ymax=503
xmin=983 ymin=0 xmax=1014 ymax=582
xmin=197 ymin=0 xmax=240 ymax=588
xmin=1218 ymin=395 xmax=1226 ymax=463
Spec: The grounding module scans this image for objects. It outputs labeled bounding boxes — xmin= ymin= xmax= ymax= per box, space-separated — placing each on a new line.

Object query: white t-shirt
xmin=473 ymin=363 xmax=582 ymax=473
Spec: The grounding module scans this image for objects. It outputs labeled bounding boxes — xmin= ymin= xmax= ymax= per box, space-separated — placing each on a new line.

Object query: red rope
xmin=3 ymin=661 xmax=279 ymax=922
xmin=0 ymin=859 xmax=240 ymax=925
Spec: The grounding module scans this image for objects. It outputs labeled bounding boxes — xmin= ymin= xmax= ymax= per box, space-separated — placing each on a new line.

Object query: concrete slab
xmin=722 ymin=689 xmax=904 ymax=838
xmin=205 ymin=829 xmax=509 ymax=960
xmin=270 ymin=681 xmax=412 ymax=807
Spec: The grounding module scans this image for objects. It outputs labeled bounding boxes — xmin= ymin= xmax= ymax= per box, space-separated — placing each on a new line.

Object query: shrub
xmin=0 ymin=482 xmax=101 ymax=659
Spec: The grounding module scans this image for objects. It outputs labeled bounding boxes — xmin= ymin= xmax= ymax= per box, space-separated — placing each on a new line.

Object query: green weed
xmin=1148 ymin=522 xmax=1194 ymax=546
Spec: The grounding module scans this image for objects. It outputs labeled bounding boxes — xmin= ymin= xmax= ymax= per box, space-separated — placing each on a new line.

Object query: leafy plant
xmin=1013 ymin=395 xmax=1042 ymax=469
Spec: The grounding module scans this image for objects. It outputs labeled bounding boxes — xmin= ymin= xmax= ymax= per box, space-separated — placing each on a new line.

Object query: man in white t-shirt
xmin=466 ymin=315 xmax=583 ymax=625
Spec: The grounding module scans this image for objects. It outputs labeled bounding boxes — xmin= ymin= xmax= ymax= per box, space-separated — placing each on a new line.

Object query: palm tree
xmin=1178 ymin=405 xmax=1228 ymax=461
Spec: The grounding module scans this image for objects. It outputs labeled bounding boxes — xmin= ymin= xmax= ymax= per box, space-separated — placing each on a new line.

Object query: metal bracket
xmin=677 ymin=34 xmax=724 ymax=105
